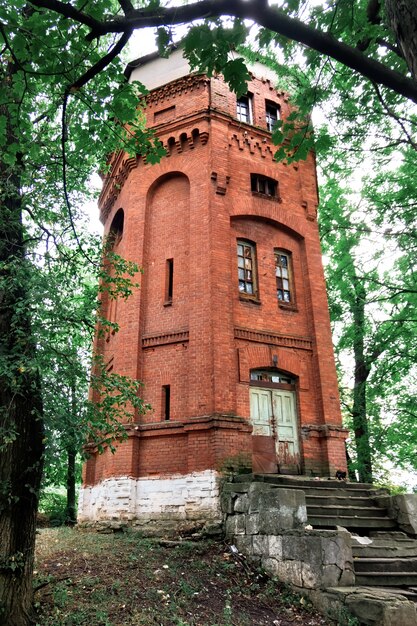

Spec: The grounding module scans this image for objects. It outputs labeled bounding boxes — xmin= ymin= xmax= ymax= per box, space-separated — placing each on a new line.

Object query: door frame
xmin=249 ymin=372 xmax=302 ymax=474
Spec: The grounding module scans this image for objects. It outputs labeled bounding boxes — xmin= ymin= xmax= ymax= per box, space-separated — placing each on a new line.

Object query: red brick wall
xmin=86 ymin=66 xmax=347 ymax=486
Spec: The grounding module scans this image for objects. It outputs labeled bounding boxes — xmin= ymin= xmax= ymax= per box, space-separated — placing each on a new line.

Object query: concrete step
xmin=355 ymin=571 xmax=417 ymax=586
xmin=308 ymin=514 xmax=397 ymax=530
xmin=354 ymin=557 xmax=417 ymax=573
xmin=307 ymin=504 xmax=389 ymax=518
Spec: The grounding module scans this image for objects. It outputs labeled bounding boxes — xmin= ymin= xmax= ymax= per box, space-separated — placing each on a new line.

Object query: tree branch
xmin=29 ymin=0 xmax=102 ymax=32
xmin=117 ymin=0 xmax=134 ymax=15
xmin=69 ymin=28 xmax=132 ymax=91
xmin=28 ymin=0 xmax=417 ymax=104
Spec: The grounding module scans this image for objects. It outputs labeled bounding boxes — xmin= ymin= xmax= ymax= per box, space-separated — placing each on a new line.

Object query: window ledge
xmin=163 ymin=300 xmax=173 ymax=307
xmin=278 ymin=302 xmax=298 ymax=312
xmin=252 ymin=191 xmax=282 ymax=203
xmin=239 ymin=295 xmax=261 ymax=305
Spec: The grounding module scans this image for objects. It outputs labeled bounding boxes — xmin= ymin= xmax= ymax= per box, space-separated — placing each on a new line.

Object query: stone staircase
xmin=352 ymin=532 xmax=417 ymax=594
xmin=252 ymin=474 xmax=417 ymax=596
xmin=256 ymin=474 xmax=397 ymax=532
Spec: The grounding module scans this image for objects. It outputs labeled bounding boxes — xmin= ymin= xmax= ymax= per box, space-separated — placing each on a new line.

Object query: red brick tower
xmin=78 ymin=49 xmax=347 ymax=527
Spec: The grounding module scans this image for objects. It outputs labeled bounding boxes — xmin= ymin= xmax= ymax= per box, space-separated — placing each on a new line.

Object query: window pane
xmin=283 ymin=291 xmax=290 ymax=302
xmin=238 ymin=268 xmax=245 ymax=279
xmin=238 ymin=257 xmax=244 ymax=268
xmin=277 ymin=290 xmax=283 ymax=300
xmin=280 ymin=255 xmax=287 ymax=267
xmin=246 ymin=283 xmax=253 ymax=294
xmin=239 ymin=281 xmax=246 ymax=291
xmin=283 ymin=279 xmax=289 ymax=289
xmin=282 ymin=268 xmax=288 ymax=278
xmin=244 ymin=247 xmax=251 ymax=258
xmin=237 ymin=244 xmax=243 ymax=255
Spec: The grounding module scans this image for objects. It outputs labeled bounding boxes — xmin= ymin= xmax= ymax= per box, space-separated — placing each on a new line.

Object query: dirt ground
xmin=34 ymin=527 xmax=335 ymax=626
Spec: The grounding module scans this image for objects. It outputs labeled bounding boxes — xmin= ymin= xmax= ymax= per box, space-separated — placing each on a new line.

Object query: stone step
xmin=253 ymin=474 xmax=377 ymax=491
xmin=302 ymin=486 xmax=377 ymax=498
xmin=308 ymin=514 xmax=397 ymax=530
xmin=353 ymin=543 xmax=417 ymax=559
xmin=305 ymin=494 xmax=376 ymax=507
xmin=369 ymin=531 xmax=412 ymax=541
xmin=373 ymin=586 xmax=417 ymax=602
xmin=355 ymin=571 xmax=417 ymax=586
xmin=354 ymin=557 xmax=417 ymax=573
xmin=307 ymin=504 xmax=389 ymax=518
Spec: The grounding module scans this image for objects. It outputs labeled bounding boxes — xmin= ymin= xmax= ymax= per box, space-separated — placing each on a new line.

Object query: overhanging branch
xmin=29 ymin=0 xmax=417 ymax=104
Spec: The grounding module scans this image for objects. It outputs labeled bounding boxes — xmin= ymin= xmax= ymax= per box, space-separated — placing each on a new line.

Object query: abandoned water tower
xmin=78 ymin=49 xmax=348 ymax=527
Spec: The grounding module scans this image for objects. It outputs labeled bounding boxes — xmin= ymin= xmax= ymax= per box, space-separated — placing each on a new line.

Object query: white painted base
xmin=77 ymin=470 xmax=221 ymax=524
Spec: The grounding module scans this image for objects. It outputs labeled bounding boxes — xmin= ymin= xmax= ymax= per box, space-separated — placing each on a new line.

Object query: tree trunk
xmin=0 ymin=62 xmax=45 ymax=626
xmin=386 ymin=0 xmax=417 ymax=79
xmin=65 ymin=441 xmax=77 ymax=525
xmin=352 ymin=280 xmax=373 ymax=484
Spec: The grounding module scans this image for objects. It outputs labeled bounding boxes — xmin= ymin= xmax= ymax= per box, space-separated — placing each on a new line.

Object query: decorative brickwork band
xmin=234 ymin=326 xmax=313 ymax=351
xmin=142 ymin=330 xmax=189 ymax=348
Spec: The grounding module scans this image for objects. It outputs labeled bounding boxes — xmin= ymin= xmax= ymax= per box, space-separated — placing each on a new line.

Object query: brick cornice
xmin=144 ymin=73 xmax=210 ymax=106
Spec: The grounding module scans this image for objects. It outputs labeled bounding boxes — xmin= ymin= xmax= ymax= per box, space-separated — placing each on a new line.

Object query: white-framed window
xmin=275 ymin=250 xmax=294 ymax=304
xmin=237 ymin=240 xmax=258 ymax=297
xmin=265 ymin=101 xmax=280 ymax=132
xmin=236 ymin=94 xmax=252 ymax=124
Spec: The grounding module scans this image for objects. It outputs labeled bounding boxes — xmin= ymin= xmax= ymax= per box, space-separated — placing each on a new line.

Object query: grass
xmin=34 ymin=528 xmax=333 ymax=626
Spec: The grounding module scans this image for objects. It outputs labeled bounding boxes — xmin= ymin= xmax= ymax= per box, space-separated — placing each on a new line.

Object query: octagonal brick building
xmin=78 ymin=49 xmax=348 ymax=527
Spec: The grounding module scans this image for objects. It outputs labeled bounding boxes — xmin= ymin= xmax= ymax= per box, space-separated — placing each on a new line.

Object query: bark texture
xmin=0 ymin=63 xmax=45 ymax=626
xmin=352 ymin=280 xmax=373 ymax=484
xmin=386 ymin=0 xmax=417 ymax=79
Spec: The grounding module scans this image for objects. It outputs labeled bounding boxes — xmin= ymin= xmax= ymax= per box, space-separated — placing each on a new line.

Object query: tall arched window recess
xmin=108 ymin=208 xmax=124 ymax=248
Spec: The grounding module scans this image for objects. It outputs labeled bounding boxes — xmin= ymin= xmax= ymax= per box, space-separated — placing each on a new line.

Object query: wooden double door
xmin=250 ymin=387 xmax=300 ymax=473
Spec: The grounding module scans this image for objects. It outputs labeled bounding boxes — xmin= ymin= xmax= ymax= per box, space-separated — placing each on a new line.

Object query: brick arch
xmin=230 ymin=209 xmax=305 ymax=240
xmin=146 ymin=170 xmax=190 ymax=201
xmin=238 ymin=345 xmax=303 ymax=385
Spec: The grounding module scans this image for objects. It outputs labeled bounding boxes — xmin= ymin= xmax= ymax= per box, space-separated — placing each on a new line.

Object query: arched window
xmin=109 ymin=208 xmax=124 ymax=247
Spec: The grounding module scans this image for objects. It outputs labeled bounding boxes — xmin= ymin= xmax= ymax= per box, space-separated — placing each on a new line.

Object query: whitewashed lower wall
xmin=77 ymin=470 xmax=221 ymax=524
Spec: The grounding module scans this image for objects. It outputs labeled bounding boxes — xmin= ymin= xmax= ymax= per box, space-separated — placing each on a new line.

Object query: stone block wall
xmin=222 ymin=481 xmax=354 ymax=590
xmin=376 ymin=493 xmax=417 ymax=536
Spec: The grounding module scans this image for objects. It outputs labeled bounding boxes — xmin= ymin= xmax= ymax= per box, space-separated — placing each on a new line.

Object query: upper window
xmin=237 ymin=240 xmax=258 ymax=298
xmin=250 ymin=370 xmax=293 ymax=384
xmin=275 ymin=250 xmax=294 ymax=305
xmin=265 ymin=101 xmax=280 ymax=132
xmin=251 ymin=174 xmax=278 ymax=198
xmin=236 ymin=95 xmax=252 ymax=124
